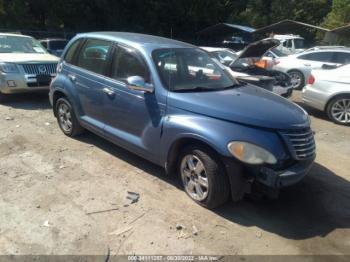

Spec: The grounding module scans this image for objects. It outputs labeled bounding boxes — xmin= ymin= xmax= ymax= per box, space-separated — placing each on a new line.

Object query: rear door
xmin=64 ymin=38 xmax=113 ymax=132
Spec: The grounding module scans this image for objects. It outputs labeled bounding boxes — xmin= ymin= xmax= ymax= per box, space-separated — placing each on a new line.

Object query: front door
xmin=102 ymin=44 xmax=165 ymax=162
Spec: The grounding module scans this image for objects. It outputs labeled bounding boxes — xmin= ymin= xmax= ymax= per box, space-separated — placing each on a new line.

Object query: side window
xmin=286 ymin=40 xmax=292 ymax=48
xmin=331 ymin=52 xmax=350 ymax=64
xmin=298 ymin=52 xmax=333 ymax=62
xmin=64 ymin=39 xmax=83 ymax=64
xmin=41 ymin=42 xmax=48 ymax=49
xmin=111 ymin=45 xmax=149 ymax=83
xmin=75 ymin=38 xmax=112 ymax=75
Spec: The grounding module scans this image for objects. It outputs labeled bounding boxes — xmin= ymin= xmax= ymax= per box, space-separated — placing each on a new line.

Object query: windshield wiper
xmin=173 ymin=83 xmax=244 ymax=93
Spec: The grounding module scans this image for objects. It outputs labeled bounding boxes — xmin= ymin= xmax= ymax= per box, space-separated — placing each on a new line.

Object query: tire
xmin=178 ymin=145 xmax=230 ymax=209
xmin=55 ymin=97 xmax=84 ymax=136
xmin=288 ymin=70 xmax=305 ymax=90
xmin=0 ymin=92 xmax=6 ymax=103
xmin=326 ymin=95 xmax=350 ymax=125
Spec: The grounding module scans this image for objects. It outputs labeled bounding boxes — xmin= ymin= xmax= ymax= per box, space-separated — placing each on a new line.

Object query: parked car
xmin=40 ymin=38 xmax=69 ymax=57
xmin=269 ymin=34 xmax=306 ymax=54
xmin=303 ymin=64 xmax=350 ymax=125
xmin=273 ymin=47 xmax=350 ymax=89
xmin=0 ymin=33 xmax=59 ymax=101
xmin=50 ymin=32 xmax=315 ymax=208
xmin=202 ymin=39 xmax=294 ymax=98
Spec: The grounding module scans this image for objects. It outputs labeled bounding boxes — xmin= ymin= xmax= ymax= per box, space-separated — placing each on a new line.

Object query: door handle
xmin=102 ymin=87 xmax=115 ymax=96
xmin=68 ymin=74 xmax=76 ymax=82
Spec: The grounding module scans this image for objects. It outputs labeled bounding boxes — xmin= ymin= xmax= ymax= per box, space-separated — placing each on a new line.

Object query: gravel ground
xmin=0 ymin=91 xmax=349 ymax=256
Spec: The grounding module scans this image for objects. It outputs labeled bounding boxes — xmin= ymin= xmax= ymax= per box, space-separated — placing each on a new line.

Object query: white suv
xmin=0 ymin=33 xmax=59 ymax=100
xmin=273 ymin=47 xmax=350 ymax=89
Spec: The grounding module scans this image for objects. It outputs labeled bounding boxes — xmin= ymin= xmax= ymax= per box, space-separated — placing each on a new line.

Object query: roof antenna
xmin=170 ymin=27 xmax=173 ymax=39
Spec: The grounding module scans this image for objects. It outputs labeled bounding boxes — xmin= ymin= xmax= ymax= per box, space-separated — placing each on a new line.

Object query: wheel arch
xmin=325 ymin=92 xmax=350 ymax=112
xmin=52 ymin=90 xmax=69 ymax=117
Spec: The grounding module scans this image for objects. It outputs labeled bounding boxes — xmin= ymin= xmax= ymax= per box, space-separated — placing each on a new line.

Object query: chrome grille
xmin=280 ymin=128 xmax=316 ymax=160
xmin=20 ymin=63 xmax=57 ymax=75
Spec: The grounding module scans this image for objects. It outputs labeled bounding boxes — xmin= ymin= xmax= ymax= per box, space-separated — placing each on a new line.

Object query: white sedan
xmin=302 ymin=64 xmax=350 ymax=125
xmin=273 ymin=47 xmax=350 ymax=89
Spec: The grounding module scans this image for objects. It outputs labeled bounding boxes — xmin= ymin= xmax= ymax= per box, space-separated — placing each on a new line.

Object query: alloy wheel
xmin=180 ymin=154 xmax=209 ymax=201
xmin=289 ymin=72 xmax=302 ymax=89
xmin=331 ymin=99 xmax=350 ymax=124
xmin=58 ymin=103 xmax=73 ymax=133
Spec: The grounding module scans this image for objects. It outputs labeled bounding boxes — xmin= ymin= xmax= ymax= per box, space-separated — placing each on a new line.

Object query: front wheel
xmin=327 ymin=95 xmax=350 ymax=125
xmin=178 ymin=145 xmax=230 ymax=209
xmin=55 ymin=97 xmax=84 ymax=136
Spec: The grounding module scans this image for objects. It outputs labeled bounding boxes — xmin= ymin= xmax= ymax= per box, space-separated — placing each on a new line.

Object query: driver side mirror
xmin=127 ymin=76 xmax=154 ymax=93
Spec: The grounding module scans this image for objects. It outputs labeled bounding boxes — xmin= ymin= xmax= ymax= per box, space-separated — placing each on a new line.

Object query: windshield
xmin=49 ymin=40 xmax=68 ymax=50
xmin=294 ymin=39 xmax=305 ymax=49
xmin=0 ymin=35 xmax=47 ymax=54
xmin=210 ymin=50 xmax=238 ymax=66
xmin=270 ymin=48 xmax=288 ymax=57
xmin=153 ymin=48 xmax=237 ymax=92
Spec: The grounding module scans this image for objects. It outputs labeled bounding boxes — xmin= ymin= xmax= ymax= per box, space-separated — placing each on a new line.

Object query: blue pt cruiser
xmin=49 ymin=32 xmax=316 ymax=209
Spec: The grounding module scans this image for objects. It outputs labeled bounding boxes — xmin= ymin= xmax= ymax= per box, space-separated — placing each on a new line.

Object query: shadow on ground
xmin=76 ymin=131 xmax=350 ymax=241
xmin=0 ymin=92 xmax=51 ymax=110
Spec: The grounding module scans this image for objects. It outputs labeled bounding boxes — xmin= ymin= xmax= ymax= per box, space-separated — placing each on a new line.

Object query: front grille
xmin=280 ymin=128 xmax=316 ymax=160
xmin=20 ymin=63 xmax=57 ymax=75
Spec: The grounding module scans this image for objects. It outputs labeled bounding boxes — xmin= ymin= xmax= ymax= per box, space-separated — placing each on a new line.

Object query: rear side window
xmin=75 ymin=38 xmax=112 ymax=75
xmin=111 ymin=45 xmax=149 ymax=83
xmin=298 ymin=52 xmax=333 ymax=62
xmin=64 ymin=39 xmax=83 ymax=64
xmin=331 ymin=52 xmax=350 ymax=64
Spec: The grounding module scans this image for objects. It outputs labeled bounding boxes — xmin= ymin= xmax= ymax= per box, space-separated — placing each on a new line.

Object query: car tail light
xmin=308 ymin=74 xmax=315 ymax=85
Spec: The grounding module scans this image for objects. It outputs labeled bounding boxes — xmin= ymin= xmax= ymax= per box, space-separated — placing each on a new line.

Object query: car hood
xmin=168 ymin=84 xmax=309 ymax=129
xmin=233 ymin=39 xmax=280 ymax=61
xmin=0 ymin=53 xmax=59 ymax=63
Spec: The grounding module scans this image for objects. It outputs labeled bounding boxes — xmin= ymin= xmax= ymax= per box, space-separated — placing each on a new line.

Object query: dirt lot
xmin=0 ymin=91 xmax=349 ymax=256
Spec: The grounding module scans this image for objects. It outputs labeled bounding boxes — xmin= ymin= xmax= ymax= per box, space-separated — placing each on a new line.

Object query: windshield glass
xmin=210 ymin=50 xmax=238 ymax=66
xmin=294 ymin=39 xmax=305 ymax=49
xmin=153 ymin=48 xmax=237 ymax=92
xmin=270 ymin=48 xmax=288 ymax=57
xmin=0 ymin=35 xmax=47 ymax=54
xmin=49 ymin=40 xmax=68 ymax=50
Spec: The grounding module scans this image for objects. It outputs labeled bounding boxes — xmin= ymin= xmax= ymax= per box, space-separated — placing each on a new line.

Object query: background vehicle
xmin=50 ymin=32 xmax=315 ymax=209
xmin=270 ymin=34 xmax=305 ymax=54
xmin=303 ymin=64 xmax=350 ymax=125
xmin=40 ymin=38 xmax=69 ymax=57
xmin=273 ymin=47 xmax=350 ymax=89
xmin=0 ymin=33 xmax=59 ymax=100
xmin=202 ymin=40 xmax=293 ymax=98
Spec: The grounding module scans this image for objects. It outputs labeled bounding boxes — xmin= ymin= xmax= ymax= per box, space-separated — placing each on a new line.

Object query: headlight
xmin=0 ymin=63 xmax=19 ymax=73
xmin=227 ymin=142 xmax=277 ymax=165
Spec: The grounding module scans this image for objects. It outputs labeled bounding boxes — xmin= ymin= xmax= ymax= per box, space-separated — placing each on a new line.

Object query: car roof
xmin=298 ymin=47 xmax=350 ymax=55
xmin=40 ymin=38 xmax=68 ymax=41
xmin=0 ymin=33 xmax=32 ymax=38
xmin=76 ymin=32 xmax=195 ymax=52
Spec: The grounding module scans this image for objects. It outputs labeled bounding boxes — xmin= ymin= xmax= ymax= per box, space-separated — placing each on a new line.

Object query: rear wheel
xmin=0 ymin=92 xmax=6 ymax=103
xmin=327 ymin=95 xmax=350 ymax=125
xmin=288 ymin=70 xmax=305 ymax=90
xmin=55 ymin=97 xmax=84 ymax=136
xmin=178 ymin=145 xmax=230 ymax=209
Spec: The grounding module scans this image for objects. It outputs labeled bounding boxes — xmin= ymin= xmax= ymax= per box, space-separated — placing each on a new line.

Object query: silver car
xmin=0 ymin=33 xmax=59 ymax=101
xmin=302 ymin=64 xmax=350 ymax=125
xmin=273 ymin=47 xmax=350 ymax=90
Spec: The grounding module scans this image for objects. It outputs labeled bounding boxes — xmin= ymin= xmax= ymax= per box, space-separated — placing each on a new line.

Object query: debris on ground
xmin=192 ymin=225 xmax=199 ymax=236
xmin=109 ymin=226 xmax=133 ymax=236
xmin=176 ymin=223 xmax=185 ymax=230
xmin=5 ymin=116 xmax=14 ymax=121
xmin=256 ymin=231 xmax=262 ymax=239
xmin=43 ymin=220 xmax=52 ymax=227
xmin=45 ymin=122 xmax=50 ymax=126
xmin=129 ymin=212 xmax=146 ymax=225
xmin=85 ymin=208 xmax=119 ymax=216
xmin=126 ymin=191 xmax=140 ymax=204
